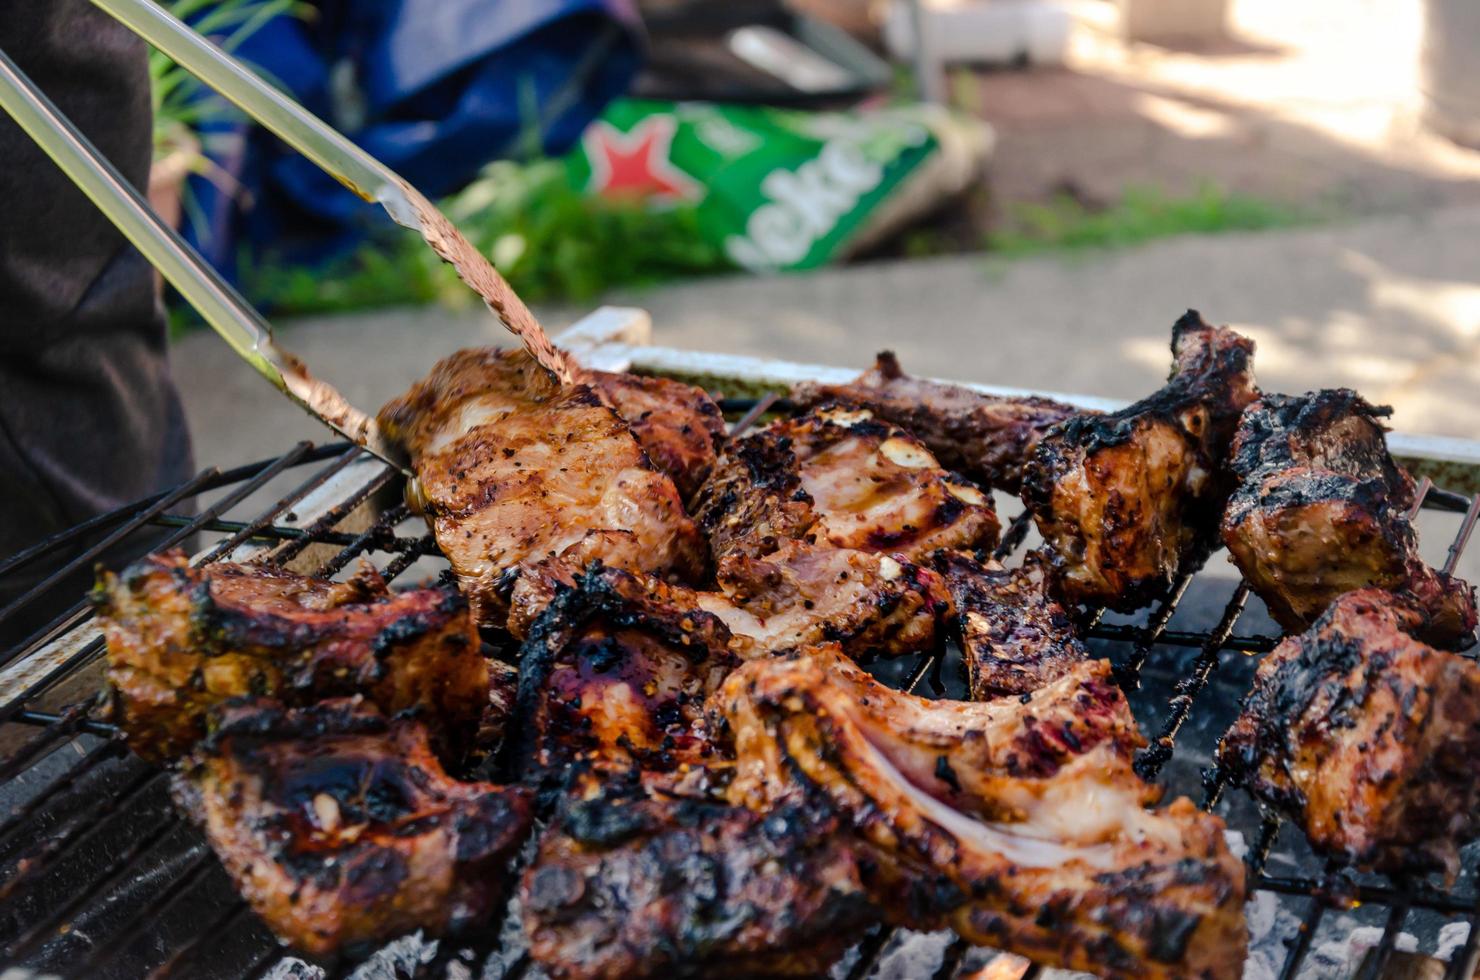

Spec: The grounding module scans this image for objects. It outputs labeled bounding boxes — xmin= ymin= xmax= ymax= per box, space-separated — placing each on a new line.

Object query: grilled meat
xmin=933 ymin=550 xmax=1086 ymax=699
xmin=174 ymin=697 xmax=533 ymax=958
xmin=477 ymin=657 xmax=521 ymax=753
xmin=95 ymin=551 xmax=487 ymax=761
xmin=579 ymin=368 xmax=725 ymax=498
xmin=506 ymin=556 xmax=706 ymax=642
xmin=511 ymin=564 xmax=740 ymax=780
xmin=703 ymin=540 xmax=949 ymax=658
xmin=522 ymin=766 xmax=879 ymax=980
xmin=694 ymin=405 xmax=999 ymax=564
xmin=791 ymin=351 xmax=1080 ymax=491
xmin=379 ymin=348 xmax=706 ymax=624
xmin=719 ymin=646 xmax=1247 ymax=979
xmin=1022 ymin=311 xmax=1258 ymax=610
xmin=511 ymin=543 xmax=949 ymax=660
xmin=1221 ymin=389 xmax=1476 ymax=644
xmin=1219 ymin=589 xmax=1480 ymax=877
xmin=721 ymin=646 xmax=1145 ymax=814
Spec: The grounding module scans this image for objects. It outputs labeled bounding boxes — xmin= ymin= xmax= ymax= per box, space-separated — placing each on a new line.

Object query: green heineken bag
xmin=564 ymin=98 xmax=993 ymax=272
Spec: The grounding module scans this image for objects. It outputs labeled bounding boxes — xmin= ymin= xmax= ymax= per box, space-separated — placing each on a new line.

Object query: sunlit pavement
xmin=979 ymin=0 xmax=1480 ymax=216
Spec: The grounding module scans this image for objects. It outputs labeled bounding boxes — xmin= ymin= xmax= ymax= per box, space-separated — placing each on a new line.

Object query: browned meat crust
xmin=376 ymin=346 xmax=561 ymax=459
xmin=792 ymin=351 xmax=1079 ymax=491
xmin=1218 ymin=589 xmax=1480 ymax=877
xmin=174 ymin=698 xmax=533 ymax=958
xmin=510 ymin=564 xmax=740 ymax=780
xmin=95 ymin=551 xmax=487 ymax=762
xmin=1221 ymin=389 xmax=1476 ymax=644
xmin=378 ymin=348 xmax=706 ymax=624
xmin=694 ymin=405 xmax=1000 ymax=565
xmin=510 ymin=542 xmax=949 ymax=661
xmin=1022 ymin=311 xmax=1258 ymax=610
xmin=933 ymin=550 xmax=1086 ymax=699
xmin=522 ymin=767 xmax=878 ymax=980
xmin=717 ymin=646 xmax=1247 ymax=979
xmin=579 ymin=369 xmax=725 ymax=499
xmin=478 ymin=657 xmax=521 ymax=753
xmin=704 ymin=540 xmax=950 ymax=658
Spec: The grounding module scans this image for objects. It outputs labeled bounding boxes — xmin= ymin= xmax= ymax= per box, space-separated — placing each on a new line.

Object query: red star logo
xmin=583 ymin=115 xmax=703 ymax=205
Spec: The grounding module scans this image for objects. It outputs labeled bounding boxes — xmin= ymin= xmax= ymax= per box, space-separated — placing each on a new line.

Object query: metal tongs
xmin=0 ymin=0 xmax=574 ymax=478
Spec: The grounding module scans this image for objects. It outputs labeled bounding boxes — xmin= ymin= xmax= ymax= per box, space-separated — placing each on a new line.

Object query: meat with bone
xmin=694 ymin=404 xmax=1000 ymax=564
xmin=932 ymin=549 xmax=1087 ymax=699
xmin=1021 ymin=310 xmax=1258 ymax=610
xmin=718 ymin=646 xmax=1247 ymax=979
xmin=509 ymin=542 xmax=949 ymax=660
xmin=521 ymin=765 xmax=880 ymax=980
xmin=578 ymin=368 xmax=726 ymax=498
xmin=378 ymin=348 xmax=706 ymax=625
xmin=95 ymin=551 xmax=487 ymax=762
xmin=1219 ymin=588 xmax=1480 ymax=877
xmin=1221 ymin=389 xmax=1476 ymax=644
xmin=791 ymin=351 xmax=1080 ymax=491
xmin=173 ymin=697 xmax=533 ymax=958
xmin=510 ymin=563 xmax=740 ymax=781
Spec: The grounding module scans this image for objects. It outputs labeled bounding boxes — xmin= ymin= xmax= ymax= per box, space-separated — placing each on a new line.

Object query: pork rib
xmin=792 ymin=351 xmax=1078 ymax=491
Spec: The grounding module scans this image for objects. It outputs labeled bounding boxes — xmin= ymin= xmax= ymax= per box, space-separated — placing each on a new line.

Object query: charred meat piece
xmin=96 ymin=551 xmax=487 ymax=761
xmin=694 ymin=405 xmax=999 ymax=564
xmin=1222 ymin=389 xmax=1476 ymax=644
xmin=933 ymin=550 xmax=1086 ymax=699
xmin=1219 ymin=589 xmax=1480 ymax=877
xmin=174 ymin=698 xmax=533 ymax=958
xmin=719 ymin=647 xmax=1247 ymax=980
xmin=512 ymin=564 xmax=740 ymax=780
xmin=1022 ymin=311 xmax=1258 ymax=610
xmin=510 ymin=543 xmax=949 ymax=660
xmin=507 ymin=556 xmax=711 ymax=644
xmin=721 ymin=646 xmax=1146 ymax=815
xmin=703 ymin=540 xmax=949 ymax=658
xmin=791 ymin=351 xmax=1080 ymax=491
xmin=476 ymin=657 xmax=521 ymax=754
xmin=379 ymin=348 xmax=705 ymax=624
xmin=522 ymin=766 xmax=879 ymax=980
xmin=579 ymin=368 xmax=726 ymax=499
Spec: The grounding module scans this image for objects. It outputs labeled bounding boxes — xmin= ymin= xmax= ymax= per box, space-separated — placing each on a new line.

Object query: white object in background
xmin=883 ymin=0 xmax=1072 ymax=68
xmin=1421 ymin=0 xmax=1480 ymax=149
xmin=727 ymin=26 xmax=860 ymax=94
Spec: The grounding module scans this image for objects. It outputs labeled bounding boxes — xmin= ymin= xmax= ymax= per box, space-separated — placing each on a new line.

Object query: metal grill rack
xmin=1 ymin=380 xmax=1478 ymax=980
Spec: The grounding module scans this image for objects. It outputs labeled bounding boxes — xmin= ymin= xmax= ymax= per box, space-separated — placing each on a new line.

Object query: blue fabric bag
xmin=184 ymin=0 xmax=642 ymax=276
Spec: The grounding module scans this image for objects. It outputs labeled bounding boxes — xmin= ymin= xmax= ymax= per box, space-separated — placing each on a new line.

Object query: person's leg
xmin=0 ymin=1 xmax=195 ymax=647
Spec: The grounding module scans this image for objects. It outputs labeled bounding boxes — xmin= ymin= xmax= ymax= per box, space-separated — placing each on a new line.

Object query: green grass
xmin=245 ymin=160 xmax=729 ymax=316
xmin=986 ymin=183 xmax=1318 ymax=257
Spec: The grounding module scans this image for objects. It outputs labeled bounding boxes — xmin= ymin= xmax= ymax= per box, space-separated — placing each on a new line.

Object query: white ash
xmin=264 ymin=931 xmax=439 ymax=980
xmin=1436 ymin=922 xmax=1471 ymax=962
xmin=869 ymin=929 xmax=956 ymax=979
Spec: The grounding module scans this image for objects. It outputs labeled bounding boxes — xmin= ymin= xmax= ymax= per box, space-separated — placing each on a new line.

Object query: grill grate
xmin=0 ymin=399 xmax=1477 ymax=979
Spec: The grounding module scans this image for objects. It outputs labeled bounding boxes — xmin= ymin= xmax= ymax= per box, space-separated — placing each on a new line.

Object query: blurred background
xmin=151 ymin=0 xmax=1480 ymax=469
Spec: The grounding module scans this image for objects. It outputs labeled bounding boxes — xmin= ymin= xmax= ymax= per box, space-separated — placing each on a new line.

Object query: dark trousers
xmin=0 ymin=1 xmax=195 ymax=647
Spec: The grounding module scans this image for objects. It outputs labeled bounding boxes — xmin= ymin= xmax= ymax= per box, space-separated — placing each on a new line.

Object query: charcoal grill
xmin=2 ymin=312 xmax=1479 ymax=980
